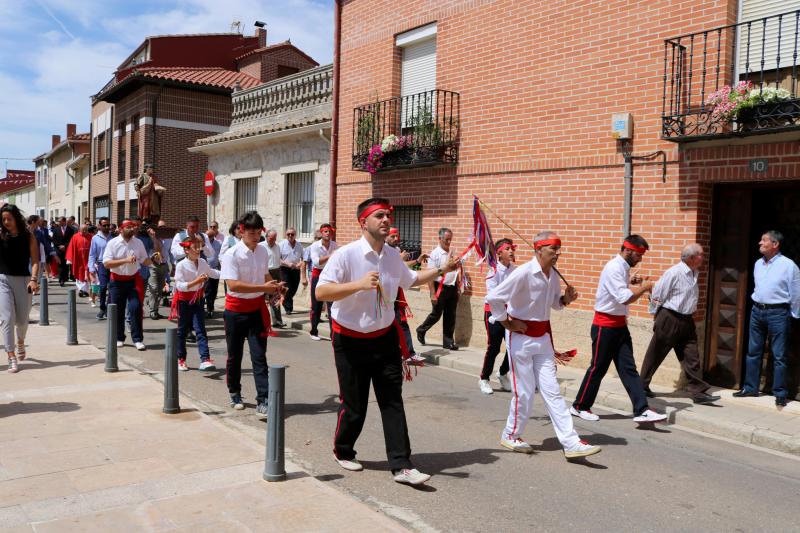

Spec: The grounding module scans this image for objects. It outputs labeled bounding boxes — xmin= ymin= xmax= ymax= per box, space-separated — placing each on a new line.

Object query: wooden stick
xmin=476 ymin=197 xmax=572 ymax=288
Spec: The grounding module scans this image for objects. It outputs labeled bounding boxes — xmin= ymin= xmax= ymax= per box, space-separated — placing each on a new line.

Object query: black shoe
xmin=732 ymin=389 xmax=759 ymax=398
xmin=59 ymin=281 xmax=64 ymax=287
xmin=206 ymin=310 xmax=214 ymax=319
xmin=444 ymin=343 xmax=459 ymax=351
xmin=416 ymin=330 xmax=426 ymax=346
xmin=187 ymin=333 xmax=197 ymax=343
xmin=78 ymin=291 xmax=88 ymax=298
xmin=284 ymin=309 xmax=293 ymax=316
xmin=776 ymin=397 xmax=787 ymax=407
xmin=644 ymin=387 xmax=655 ymax=398
xmin=150 ymin=312 xmax=161 ymax=320
xmin=692 ymin=393 xmax=721 ymax=404
xmin=273 ymin=322 xmax=286 ymax=329
xmin=96 ymin=311 xmax=107 ymax=320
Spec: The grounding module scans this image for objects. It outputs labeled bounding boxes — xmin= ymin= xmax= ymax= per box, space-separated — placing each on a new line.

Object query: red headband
xmin=623 ymin=240 xmax=647 ymax=254
xmin=358 ymin=203 xmax=393 ymax=223
xmin=120 ymin=220 xmax=137 ymax=229
xmin=496 ymin=242 xmax=517 ymax=253
xmin=179 ymin=240 xmax=194 ymax=249
xmin=534 ymin=238 xmax=562 ymax=249
xmin=388 ymin=228 xmax=399 ymax=236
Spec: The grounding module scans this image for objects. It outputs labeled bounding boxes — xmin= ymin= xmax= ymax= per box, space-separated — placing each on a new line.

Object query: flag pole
xmin=475 ymin=197 xmax=572 ymax=288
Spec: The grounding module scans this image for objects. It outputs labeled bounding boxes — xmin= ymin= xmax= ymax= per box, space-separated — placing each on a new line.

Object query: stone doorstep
xmin=276 ymin=311 xmax=800 ymax=457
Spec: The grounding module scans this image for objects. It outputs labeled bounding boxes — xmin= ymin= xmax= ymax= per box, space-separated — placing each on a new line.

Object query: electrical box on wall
xmin=611 ymin=113 xmax=633 ymax=140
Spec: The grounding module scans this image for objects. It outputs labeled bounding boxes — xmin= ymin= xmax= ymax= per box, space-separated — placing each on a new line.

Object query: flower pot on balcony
xmin=381 ymin=146 xmax=414 ymax=169
xmin=737 ymin=98 xmax=800 ymax=132
xmin=412 ymin=145 xmax=446 ymax=165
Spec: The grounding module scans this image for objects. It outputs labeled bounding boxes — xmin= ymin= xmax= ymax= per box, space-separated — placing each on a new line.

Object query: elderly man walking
xmin=734 ymin=231 xmax=800 ymax=407
xmin=640 ymin=243 xmax=720 ymax=405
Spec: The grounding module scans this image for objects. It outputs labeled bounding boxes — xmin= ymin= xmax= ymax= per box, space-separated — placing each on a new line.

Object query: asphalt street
xmin=39 ymin=284 xmax=800 ymax=532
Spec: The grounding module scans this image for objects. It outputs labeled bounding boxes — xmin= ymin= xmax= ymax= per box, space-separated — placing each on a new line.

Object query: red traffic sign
xmin=204 ymin=171 xmax=215 ymax=195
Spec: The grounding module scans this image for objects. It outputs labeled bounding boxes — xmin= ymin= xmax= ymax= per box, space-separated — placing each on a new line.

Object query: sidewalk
xmin=280 ymin=312 xmax=800 ymax=457
xmin=0 ymin=320 xmax=408 ymax=532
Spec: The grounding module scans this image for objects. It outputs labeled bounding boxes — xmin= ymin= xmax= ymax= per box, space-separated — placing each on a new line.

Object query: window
xmin=94 ymin=195 xmax=110 ymax=219
xmin=130 ymin=145 xmax=139 ymax=178
xmin=95 ymin=132 xmax=107 ymax=171
xmin=235 ymin=177 xmax=259 ymax=220
xmin=132 ymin=114 xmax=140 ymax=132
xmin=117 ymin=200 xmax=126 ymax=225
xmin=129 ymin=199 xmax=138 ymax=220
xmin=118 ymin=150 xmax=126 ymax=181
xmin=394 ymin=205 xmax=423 ymax=258
xmin=397 ymin=24 xmax=437 ymax=127
xmin=285 ymin=171 xmax=314 ymax=239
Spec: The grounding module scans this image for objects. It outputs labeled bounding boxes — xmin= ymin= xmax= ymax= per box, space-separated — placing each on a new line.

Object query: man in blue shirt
xmin=88 ymin=217 xmax=112 ymax=320
xmin=734 ymin=230 xmax=800 ymax=407
xmin=204 ymin=222 xmax=222 ymax=318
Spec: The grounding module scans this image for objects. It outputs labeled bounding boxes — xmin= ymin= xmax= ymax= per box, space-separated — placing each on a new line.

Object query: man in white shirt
xmin=220 ymin=211 xmax=285 ymax=416
xmin=260 ymin=229 xmax=285 ymax=328
xmin=571 ymin=235 xmax=667 ymax=424
xmin=102 ymin=219 xmax=152 ymax=351
xmin=487 ymin=232 xmax=600 ymax=458
xmin=385 ymin=227 xmax=425 ymax=364
xmin=316 ymin=197 xmax=458 ymax=486
xmin=640 ymin=243 xmax=720 ymax=405
xmin=734 ymin=230 xmax=800 ymax=407
xmin=308 ymin=223 xmax=338 ymax=340
xmin=278 ymin=227 xmax=307 ymax=315
xmin=479 ymin=239 xmax=516 ymax=395
xmin=170 ymin=215 xmax=215 ymax=264
xmin=416 ymin=227 xmax=460 ymax=350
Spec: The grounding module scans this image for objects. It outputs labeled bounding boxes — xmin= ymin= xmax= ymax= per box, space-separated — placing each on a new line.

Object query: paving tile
xmin=0 ymin=472 xmax=78 ymax=508
xmin=0 ymin=446 xmax=110 ymax=480
xmin=32 ymin=504 xmax=170 ymax=533
xmin=66 ymin=457 xmax=180 ymax=493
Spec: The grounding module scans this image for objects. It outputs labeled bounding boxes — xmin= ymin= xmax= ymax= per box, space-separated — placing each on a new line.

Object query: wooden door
xmin=705 ymin=186 xmax=752 ymax=388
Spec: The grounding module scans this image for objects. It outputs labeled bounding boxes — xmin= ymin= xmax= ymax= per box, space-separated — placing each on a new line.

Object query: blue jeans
xmin=177 ymin=300 xmax=209 ymax=361
xmin=743 ymin=306 xmax=791 ymax=398
xmin=109 ymin=279 xmax=143 ymax=343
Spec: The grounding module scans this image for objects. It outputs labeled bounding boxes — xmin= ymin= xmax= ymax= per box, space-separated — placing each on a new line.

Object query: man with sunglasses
xmin=279 ymin=227 xmax=307 ymax=315
xmin=88 ymin=217 xmax=112 ymax=320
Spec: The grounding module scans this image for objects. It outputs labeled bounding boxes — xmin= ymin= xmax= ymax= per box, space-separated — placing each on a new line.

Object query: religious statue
xmin=134 ymin=163 xmax=166 ymax=224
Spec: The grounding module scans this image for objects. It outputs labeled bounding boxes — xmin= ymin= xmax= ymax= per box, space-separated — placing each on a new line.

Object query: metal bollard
xmin=163 ymin=327 xmax=180 ymax=414
xmin=66 ymin=288 xmax=78 ymax=345
xmin=104 ymin=303 xmax=118 ymax=372
xmin=38 ymin=274 xmax=49 ymax=326
xmin=263 ymin=365 xmax=286 ymax=482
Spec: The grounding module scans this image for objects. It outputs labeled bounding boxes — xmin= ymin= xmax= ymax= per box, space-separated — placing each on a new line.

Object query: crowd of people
xmin=1 ymin=195 xmax=798 ymax=487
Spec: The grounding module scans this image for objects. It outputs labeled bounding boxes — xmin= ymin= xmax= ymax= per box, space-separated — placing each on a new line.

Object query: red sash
xmin=111 ymin=272 xmax=145 ymax=321
xmin=395 ymin=288 xmax=413 ymax=322
xmin=592 ymin=311 xmax=627 ymax=327
xmin=311 ymin=267 xmax=322 ymax=278
xmin=518 ymin=319 xmax=552 ymax=338
xmin=483 ymin=303 xmax=491 ymax=312
xmin=225 ymin=294 xmax=272 ymax=337
xmin=169 ymin=288 xmax=204 ymax=321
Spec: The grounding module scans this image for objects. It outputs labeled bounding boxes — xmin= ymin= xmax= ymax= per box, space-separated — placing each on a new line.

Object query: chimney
xmin=51 ymin=135 xmax=61 ymax=148
xmin=256 ymin=27 xmax=267 ymax=48
xmin=66 ymin=123 xmax=76 ymax=139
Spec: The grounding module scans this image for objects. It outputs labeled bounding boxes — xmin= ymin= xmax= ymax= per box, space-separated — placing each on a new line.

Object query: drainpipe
xmin=151 ymin=83 xmax=164 ymax=165
xmin=623 ymin=152 xmax=633 ymax=237
xmin=329 ymin=0 xmax=342 ymax=228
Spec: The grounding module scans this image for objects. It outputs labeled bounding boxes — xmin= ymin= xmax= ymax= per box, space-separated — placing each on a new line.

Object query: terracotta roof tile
xmin=0 ymin=170 xmax=35 ymax=195
xmin=134 ymin=67 xmax=261 ymax=90
xmin=235 ymin=41 xmax=317 ymax=65
xmin=69 ymin=133 xmax=90 ymax=141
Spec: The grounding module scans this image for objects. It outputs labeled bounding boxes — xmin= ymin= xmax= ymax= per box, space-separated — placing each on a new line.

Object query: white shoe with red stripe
xmin=178 ymin=359 xmax=189 ymax=371
xmin=393 ymin=468 xmax=431 ymax=485
xmin=333 ymin=455 xmax=363 ymax=471
xmin=479 ymin=379 xmax=493 ymax=395
xmin=570 ymin=406 xmax=599 ymax=421
xmin=500 ymin=437 xmax=534 ymax=454
xmin=564 ymin=440 xmax=601 ymax=459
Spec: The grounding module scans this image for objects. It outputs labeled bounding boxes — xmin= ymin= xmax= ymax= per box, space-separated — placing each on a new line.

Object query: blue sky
xmin=0 ymin=0 xmax=333 ymax=171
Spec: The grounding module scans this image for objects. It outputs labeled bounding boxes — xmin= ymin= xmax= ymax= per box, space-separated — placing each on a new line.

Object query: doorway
xmin=705 ymin=182 xmax=800 ymax=396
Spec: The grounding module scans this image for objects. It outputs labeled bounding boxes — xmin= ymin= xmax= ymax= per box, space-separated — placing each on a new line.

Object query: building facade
xmin=89 ymin=30 xmax=318 ymax=227
xmin=192 ymin=64 xmax=333 ymax=242
xmin=333 ymin=1 xmax=800 ymax=392
xmin=0 ymin=170 xmax=36 ymax=216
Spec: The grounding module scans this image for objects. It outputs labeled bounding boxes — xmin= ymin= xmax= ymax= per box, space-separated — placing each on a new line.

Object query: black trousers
xmin=333 ymin=326 xmax=413 ymax=471
xmin=640 ymin=308 xmax=709 ymax=397
xmin=310 ymin=274 xmax=331 ymax=336
xmin=58 ymin=251 xmax=69 ymax=284
xmin=417 ymin=282 xmax=458 ymax=346
xmin=480 ymin=311 xmax=509 ymax=380
xmin=573 ymin=325 xmax=648 ymax=416
xmin=223 ymin=309 xmax=269 ymax=405
xmin=280 ymin=266 xmax=300 ymax=313
xmin=204 ymin=277 xmax=220 ymax=313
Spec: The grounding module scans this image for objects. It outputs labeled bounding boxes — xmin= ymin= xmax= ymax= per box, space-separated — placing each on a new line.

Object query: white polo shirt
xmin=318 ymin=236 xmax=418 ymax=333
xmin=220 ymin=240 xmax=269 ymax=299
xmin=170 ymin=231 xmax=215 ymax=263
xmin=102 ymin=235 xmax=148 ymax=276
xmin=174 ymin=257 xmax=220 ymax=292
xmin=309 ymin=239 xmax=338 ymax=269
xmin=594 ymin=255 xmax=634 ymax=316
xmin=484 ymin=261 xmax=517 ymax=306
xmin=259 ymin=241 xmax=282 ymax=270
xmin=428 ymin=245 xmax=458 ymax=285
xmin=279 ymin=239 xmax=304 ymax=266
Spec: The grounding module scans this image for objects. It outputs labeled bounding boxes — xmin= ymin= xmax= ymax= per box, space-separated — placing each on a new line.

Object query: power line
xmin=0 ymin=157 xmax=34 ymax=160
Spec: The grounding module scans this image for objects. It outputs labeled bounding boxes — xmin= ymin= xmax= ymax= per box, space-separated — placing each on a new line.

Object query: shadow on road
xmin=359 ymin=447 xmax=502 ymax=480
xmin=23 ymin=357 xmax=104 ymax=370
xmin=0 ymin=401 xmax=80 ymax=418
xmin=286 ymin=394 xmax=339 ymax=419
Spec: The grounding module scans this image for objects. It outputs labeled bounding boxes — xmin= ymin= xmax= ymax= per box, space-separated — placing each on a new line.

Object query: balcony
xmin=352 ymin=89 xmax=459 ymax=173
xmin=662 ymin=9 xmax=800 ymax=141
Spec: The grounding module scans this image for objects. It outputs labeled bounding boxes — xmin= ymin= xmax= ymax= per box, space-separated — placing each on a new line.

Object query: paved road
xmin=41 ymin=285 xmax=800 ymax=532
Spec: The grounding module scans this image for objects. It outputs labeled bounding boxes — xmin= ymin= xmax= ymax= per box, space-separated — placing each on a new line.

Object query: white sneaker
xmin=564 ymin=440 xmax=602 ymax=459
xmin=408 ymin=354 xmax=425 ymax=366
xmin=135 ymin=342 xmax=146 ymax=351
xmin=90 ymin=302 xmax=97 ymax=308
xmin=393 ymin=468 xmax=431 ymax=485
xmin=633 ymin=409 xmax=667 ymax=424
xmin=198 ymin=359 xmax=216 ymax=371
xmin=333 ymin=455 xmax=363 ymax=472
xmin=570 ymin=406 xmax=600 ymax=421
xmin=116 ymin=341 xmax=124 ymax=348
xmin=310 ymin=334 xmax=321 ymax=341
xmin=500 ymin=437 xmax=534 ymax=454
xmin=177 ymin=359 xmax=189 ymax=371
xmin=496 ymin=372 xmax=512 ymax=391
xmin=479 ymin=379 xmax=494 ymax=395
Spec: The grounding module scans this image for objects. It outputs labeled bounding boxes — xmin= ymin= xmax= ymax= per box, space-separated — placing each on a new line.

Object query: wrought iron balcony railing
xmin=352 ymin=89 xmax=459 ymax=172
xmin=662 ymin=9 xmax=800 ymax=141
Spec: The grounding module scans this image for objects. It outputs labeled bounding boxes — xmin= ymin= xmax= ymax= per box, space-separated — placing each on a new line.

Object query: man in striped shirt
xmin=640 ymin=243 xmax=720 ymax=405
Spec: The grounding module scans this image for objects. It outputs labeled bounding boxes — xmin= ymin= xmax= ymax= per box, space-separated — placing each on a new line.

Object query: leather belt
xmin=753 ymin=302 xmax=790 ymax=310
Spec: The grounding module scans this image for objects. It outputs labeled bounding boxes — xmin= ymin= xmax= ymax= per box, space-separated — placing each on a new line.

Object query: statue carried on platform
xmin=135 ymin=163 xmax=166 ymax=225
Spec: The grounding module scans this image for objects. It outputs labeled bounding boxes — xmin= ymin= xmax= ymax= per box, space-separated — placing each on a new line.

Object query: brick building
xmin=89 ymin=29 xmax=318 ymax=227
xmin=332 ymin=1 xmax=800 ymax=393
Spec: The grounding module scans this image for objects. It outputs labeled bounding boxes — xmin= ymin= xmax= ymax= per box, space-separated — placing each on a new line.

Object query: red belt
xmin=332 ymin=319 xmax=410 ymax=359
xmin=111 ymin=272 xmax=144 ymax=321
xmin=225 ymin=294 xmax=272 ymax=337
xmin=484 ymin=303 xmax=491 ymax=312
xmin=169 ymin=288 xmax=203 ymax=320
xmin=311 ymin=267 xmax=322 ymax=278
xmin=517 ymin=319 xmax=552 ymax=338
xmin=592 ymin=311 xmax=627 ymax=327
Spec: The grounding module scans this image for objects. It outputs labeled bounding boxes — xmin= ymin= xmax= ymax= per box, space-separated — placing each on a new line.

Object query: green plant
xmin=356 ymin=109 xmax=379 ymax=151
xmin=408 ymin=100 xmax=442 ymax=147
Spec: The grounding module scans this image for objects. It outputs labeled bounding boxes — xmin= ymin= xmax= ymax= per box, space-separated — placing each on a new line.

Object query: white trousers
xmin=502 ymin=331 xmax=581 ymax=449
